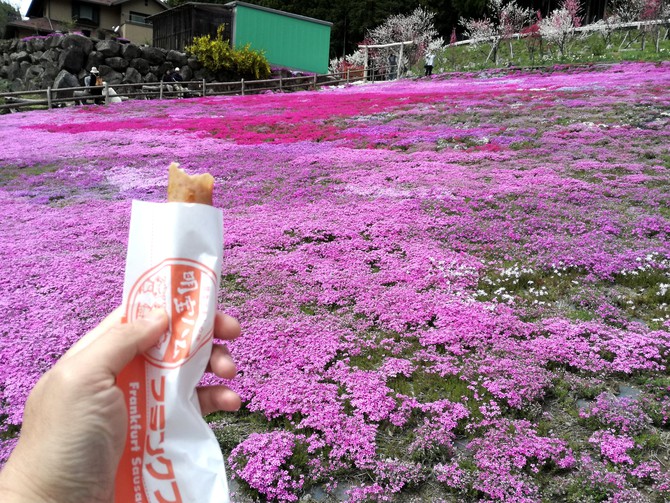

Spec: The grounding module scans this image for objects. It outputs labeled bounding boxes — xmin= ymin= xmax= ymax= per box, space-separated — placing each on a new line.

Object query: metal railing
xmin=0 ymin=69 xmax=377 ymax=112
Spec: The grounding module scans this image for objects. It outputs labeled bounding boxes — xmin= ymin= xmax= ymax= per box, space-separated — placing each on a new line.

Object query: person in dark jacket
xmin=169 ymin=67 xmax=185 ymax=97
xmin=84 ymin=67 xmax=103 ymax=104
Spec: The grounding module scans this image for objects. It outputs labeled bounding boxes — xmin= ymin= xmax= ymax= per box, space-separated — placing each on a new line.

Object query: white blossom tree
xmin=590 ymin=10 xmax=621 ymax=47
xmin=364 ymin=7 xmax=444 ymax=76
xmin=461 ymin=0 xmax=532 ymax=65
xmin=613 ymin=0 xmax=645 ymax=22
xmin=331 ymin=8 xmax=443 ymax=79
xmin=539 ymin=0 xmax=583 ymax=58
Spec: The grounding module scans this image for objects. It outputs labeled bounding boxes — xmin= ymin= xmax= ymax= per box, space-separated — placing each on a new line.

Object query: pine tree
xmin=0 ymin=0 xmax=21 ymax=38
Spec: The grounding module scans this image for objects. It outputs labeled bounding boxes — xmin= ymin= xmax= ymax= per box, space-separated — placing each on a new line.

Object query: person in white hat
xmin=170 ymin=67 xmax=184 ymax=97
xmin=84 ymin=67 xmax=104 ymax=104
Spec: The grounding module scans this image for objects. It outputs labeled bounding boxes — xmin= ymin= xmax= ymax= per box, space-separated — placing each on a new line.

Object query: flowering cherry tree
xmin=590 ymin=9 xmax=622 ymax=47
xmin=367 ymin=7 xmax=443 ymax=76
xmin=461 ymin=0 xmax=532 ymax=65
xmin=613 ymin=0 xmax=667 ymax=51
xmin=520 ymin=10 xmax=543 ymax=63
xmin=330 ymin=8 xmax=443 ymax=78
xmin=639 ymin=0 xmax=666 ymax=51
xmin=539 ymin=0 xmax=584 ymax=58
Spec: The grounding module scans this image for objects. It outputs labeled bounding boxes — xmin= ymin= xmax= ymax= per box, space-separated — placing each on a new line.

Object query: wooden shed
xmin=150 ymin=1 xmax=331 ymax=74
xmin=150 ymin=3 xmax=232 ymax=53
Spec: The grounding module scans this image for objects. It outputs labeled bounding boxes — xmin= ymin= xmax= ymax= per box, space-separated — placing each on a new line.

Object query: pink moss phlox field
xmin=1 ymin=61 xmax=670 ymax=500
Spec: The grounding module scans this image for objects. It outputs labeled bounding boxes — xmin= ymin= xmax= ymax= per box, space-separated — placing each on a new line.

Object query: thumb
xmin=69 ymin=310 xmax=168 ymax=377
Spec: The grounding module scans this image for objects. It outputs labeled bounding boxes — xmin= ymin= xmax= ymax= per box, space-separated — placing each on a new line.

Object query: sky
xmin=13 ymin=0 xmax=30 ymax=17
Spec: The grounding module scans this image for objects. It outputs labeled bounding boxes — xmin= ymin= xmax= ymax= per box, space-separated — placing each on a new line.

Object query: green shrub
xmin=233 ymin=43 xmax=272 ymax=80
xmin=186 ymin=26 xmax=271 ymax=80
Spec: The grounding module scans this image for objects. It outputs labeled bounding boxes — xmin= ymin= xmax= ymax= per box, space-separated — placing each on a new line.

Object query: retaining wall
xmin=0 ymin=34 xmax=206 ymax=92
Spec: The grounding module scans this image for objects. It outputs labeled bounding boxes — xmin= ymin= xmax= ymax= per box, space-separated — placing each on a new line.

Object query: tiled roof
xmin=6 ymin=17 xmax=70 ymax=34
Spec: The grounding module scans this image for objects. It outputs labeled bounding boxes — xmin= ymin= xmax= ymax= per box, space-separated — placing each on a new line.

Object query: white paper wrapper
xmin=115 ymin=200 xmax=229 ymax=503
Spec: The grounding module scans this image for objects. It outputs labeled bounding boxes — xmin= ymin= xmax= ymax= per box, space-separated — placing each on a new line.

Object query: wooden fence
xmin=0 ymin=69 xmax=376 ymax=113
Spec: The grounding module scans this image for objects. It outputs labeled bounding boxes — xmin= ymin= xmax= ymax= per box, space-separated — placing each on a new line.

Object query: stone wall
xmin=0 ymin=34 xmax=206 ymax=92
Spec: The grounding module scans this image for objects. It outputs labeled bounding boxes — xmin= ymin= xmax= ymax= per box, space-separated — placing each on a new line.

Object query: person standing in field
xmin=388 ymin=53 xmax=397 ymax=80
xmin=424 ymin=53 xmax=435 ymax=77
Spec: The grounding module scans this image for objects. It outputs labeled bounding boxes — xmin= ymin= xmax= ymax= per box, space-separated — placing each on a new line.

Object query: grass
xmin=421 ymin=28 xmax=670 ymax=75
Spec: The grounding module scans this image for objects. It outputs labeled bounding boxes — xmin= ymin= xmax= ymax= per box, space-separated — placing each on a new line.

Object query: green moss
xmin=509 ymin=140 xmax=536 ymax=150
xmin=0 ymin=162 xmax=60 ymax=185
xmin=220 ymin=272 xmax=248 ymax=293
xmin=567 ymin=309 xmax=597 ymax=322
xmin=563 ymin=478 xmax=610 ymax=503
xmin=348 ymin=349 xmax=387 ymax=371
xmin=388 ymin=371 xmax=484 ymax=422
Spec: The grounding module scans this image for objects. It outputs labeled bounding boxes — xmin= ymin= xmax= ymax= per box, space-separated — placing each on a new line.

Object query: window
xmin=72 ymin=2 xmax=100 ymax=26
xmin=129 ymin=11 xmax=151 ymax=25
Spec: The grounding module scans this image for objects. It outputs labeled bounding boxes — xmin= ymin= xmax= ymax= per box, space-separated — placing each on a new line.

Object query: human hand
xmin=0 ymin=308 xmax=241 ymax=503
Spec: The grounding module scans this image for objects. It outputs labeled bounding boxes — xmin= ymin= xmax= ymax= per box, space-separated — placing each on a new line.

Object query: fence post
xmin=202 ymin=79 xmax=206 ymax=97
xmin=313 ymin=74 xmax=317 ymax=89
xmin=47 ymin=87 xmax=52 ymax=109
xmin=159 ymin=81 xmax=163 ymax=100
xmin=279 ymin=75 xmax=283 ymax=91
xmin=241 ymin=79 xmax=245 ymax=96
xmin=346 ymin=68 xmax=350 ymax=84
xmin=104 ymin=83 xmax=110 ymax=104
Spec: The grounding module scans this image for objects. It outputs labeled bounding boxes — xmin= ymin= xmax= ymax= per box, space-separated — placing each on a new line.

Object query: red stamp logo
xmin=127 ymin=258 xmax=216 ymax=369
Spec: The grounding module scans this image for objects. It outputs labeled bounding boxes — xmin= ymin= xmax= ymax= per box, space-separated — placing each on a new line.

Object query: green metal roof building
xmin=151 ymin=1 xmax=331 ymax=74
xmin=226 ymin=2 xmax=331 ymax=74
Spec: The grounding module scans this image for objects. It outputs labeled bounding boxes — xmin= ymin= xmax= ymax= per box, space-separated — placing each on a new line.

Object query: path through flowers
xmin=1 ymin=62 xmax=669 ymax=501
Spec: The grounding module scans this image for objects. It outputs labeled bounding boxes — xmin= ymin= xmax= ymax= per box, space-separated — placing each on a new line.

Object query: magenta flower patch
xmin=1 ymin=61 xmax=669 ymax=500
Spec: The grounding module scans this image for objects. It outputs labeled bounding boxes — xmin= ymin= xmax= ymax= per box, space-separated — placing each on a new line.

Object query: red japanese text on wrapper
xmin=128 ymin=260 xmax=216 ymax=369
xmin=115 ymin=200 xmax=229 ymax=503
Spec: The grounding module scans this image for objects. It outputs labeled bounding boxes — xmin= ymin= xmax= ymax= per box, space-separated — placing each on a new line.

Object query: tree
xmin=539 ymin=0 xmax=583 ymax=57
xmin=612 ymin=0 xmax=666 ymax=51
xmin=367 ymin=7 xmax=443 ymax=61
xmin=461 ymin=0 xmax=532 ymax=65
xmin=639 ymin=0 xmax=664 ymax=51
xmin=0 ymin=0 xmax=21 ymax=39
xmin=520 ymin=10 xmax=543 ymax=63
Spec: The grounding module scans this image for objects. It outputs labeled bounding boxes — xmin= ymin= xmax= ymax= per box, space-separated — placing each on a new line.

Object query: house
xmin=5 ymin=0 xmax=167 ymax=44
xmin=150 ymin=1 xmax=331 ymax=74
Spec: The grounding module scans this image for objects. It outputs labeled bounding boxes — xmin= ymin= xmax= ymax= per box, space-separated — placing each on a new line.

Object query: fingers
xmin=60 ymin=309 xmax=238 ymax=383
xmin=197 ymin=386 xmax=241 ymax=416
xmin=61 ymin=306 xmax=125 ymax=361
xmin=67 ymin=310 xmax=168 ymax=377
xmin=213 ymin=312 xmax=240 ymax=342
xmin=207 ymin=344 xmax=237 ymax=379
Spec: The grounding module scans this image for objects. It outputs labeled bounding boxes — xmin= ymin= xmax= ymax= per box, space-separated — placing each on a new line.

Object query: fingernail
xmin=144 ymin=308 xmax=167 ymax=323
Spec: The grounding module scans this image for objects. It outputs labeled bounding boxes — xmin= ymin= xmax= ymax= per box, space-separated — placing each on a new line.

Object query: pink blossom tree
xmin=640 ymin=0 xmax=665 ymax=51
xmin=614 ymin=0 xmax=666 ymax=51
xmin=520 ymin=10 xmax=543 ymax=64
